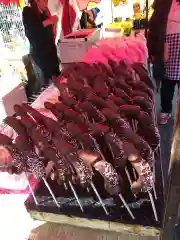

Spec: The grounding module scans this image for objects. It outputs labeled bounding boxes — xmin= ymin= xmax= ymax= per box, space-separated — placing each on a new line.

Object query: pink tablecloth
xmin=0 ymin=84 xmax=59 ymax=194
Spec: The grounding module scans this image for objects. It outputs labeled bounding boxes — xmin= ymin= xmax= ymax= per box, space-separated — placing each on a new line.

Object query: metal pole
xmin=145 ymin=0 xmax=148 ymax=38
xmin=111 ymin=0 xmax=114 ymax=23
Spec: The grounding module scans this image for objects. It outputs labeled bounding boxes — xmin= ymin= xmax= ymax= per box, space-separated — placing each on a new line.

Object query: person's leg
xmin=31 ymin=57 xmax=45 ymax=93
xmin=42 ymin=58 xmax=60 ymax=85
xmin=178 ymin=81 xmax=180 ymax=88
xmin=160 ymin=79 xmax=177 ymax=124
xmin=153 ymin=59 xmax=165 ymax=90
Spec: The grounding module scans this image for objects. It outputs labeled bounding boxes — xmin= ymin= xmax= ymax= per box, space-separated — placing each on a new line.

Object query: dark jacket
xmin=22 ymin=6 xmax=59 ymax=78
xmin=147 ymin=0 xmax=173 ymax=81
xmin=147 ymin=0 xmax=173 ymax=60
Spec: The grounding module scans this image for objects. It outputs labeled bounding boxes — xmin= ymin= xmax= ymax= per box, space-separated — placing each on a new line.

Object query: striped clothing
xmin=164 ymin=0 xmax=180 ymax=80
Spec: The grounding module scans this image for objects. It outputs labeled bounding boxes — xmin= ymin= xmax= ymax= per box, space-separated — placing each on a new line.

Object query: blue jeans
xmin=31 ymin=58 xmax=45 ymax=93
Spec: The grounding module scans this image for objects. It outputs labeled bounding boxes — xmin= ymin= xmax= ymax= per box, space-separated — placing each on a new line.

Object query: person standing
xmin=148 ymin=0 xmax=180 ymax=124
xmin=22 ymin=0 xmax=60 ymax=91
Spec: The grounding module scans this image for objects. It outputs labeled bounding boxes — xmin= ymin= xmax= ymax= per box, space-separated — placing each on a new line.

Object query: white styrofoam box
xmin=0 ymin=172 xmax=28 ymax=190
xmin=0 ymin=75 xmax=27 ymax=122
xmin=57 ymin=28 xmax=101 ymax=63
xmin=102 ymin=30 xmax=123 ymax=39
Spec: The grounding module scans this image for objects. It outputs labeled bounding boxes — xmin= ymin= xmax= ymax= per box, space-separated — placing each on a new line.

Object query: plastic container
xmin=57 ymin=29 xmax=101 ymax=63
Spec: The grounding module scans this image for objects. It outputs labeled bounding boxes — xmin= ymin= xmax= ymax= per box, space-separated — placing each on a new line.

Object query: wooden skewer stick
xmin=132 ymin=168 xmax=137 ymax=180
xmin=25 ymin=172 xmax=39 ymax=206
xmin=68 ymin=181 xmax=84 ymax=212
xmin=152 ymin=151 xmax=158 ymax=200
xmin=42 ymin=177 xmax=60 ymax=208
xmin=79 ymin=135 xmax=109 ymax=214
xmin=64 ymin=182 xmax=68 ymax=190
xmin=125 ymin=167 xmax=133 ymax=186
xmin=125 ymin=168 xmax=137 ymax=198
xmin=119 ymin=193 xmax=135 ymax=220
xmin=148 ymin=191 xmax=158 ymax=222
xmin=90 ymin=182 xmax=109 ymax=215
xmin=89 ymin=135 xmax=106 ymax=162
xmin=152 ymin=182 xmax=157 ymax=200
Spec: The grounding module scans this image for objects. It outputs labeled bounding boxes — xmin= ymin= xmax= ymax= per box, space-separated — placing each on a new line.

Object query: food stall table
xmin=21 ymin=84 xmax=163 ymax=240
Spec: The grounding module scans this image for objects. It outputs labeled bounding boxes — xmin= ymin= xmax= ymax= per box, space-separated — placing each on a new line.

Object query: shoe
xmin=159 ymin=113 xmax=171 ymax=125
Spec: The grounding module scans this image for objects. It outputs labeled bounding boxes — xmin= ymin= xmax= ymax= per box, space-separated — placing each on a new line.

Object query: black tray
xmin=25 ymin=147 xmax=163 ymax=229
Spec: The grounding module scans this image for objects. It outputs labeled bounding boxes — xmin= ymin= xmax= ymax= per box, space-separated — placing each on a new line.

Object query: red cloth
xmin=60 ymin=0 xmax=101 ymax=36
xmin=0 ymin=0 xmax=18 ymax=4
xmin=60 ymin=0 xmax=76 ymax=36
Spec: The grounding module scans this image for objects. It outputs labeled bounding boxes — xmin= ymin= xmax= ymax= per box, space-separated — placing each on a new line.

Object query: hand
xmin=51 ymin=15 xmax=58 ymax=25
xmin=43 ymin=15 xmax=58 ymax=27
